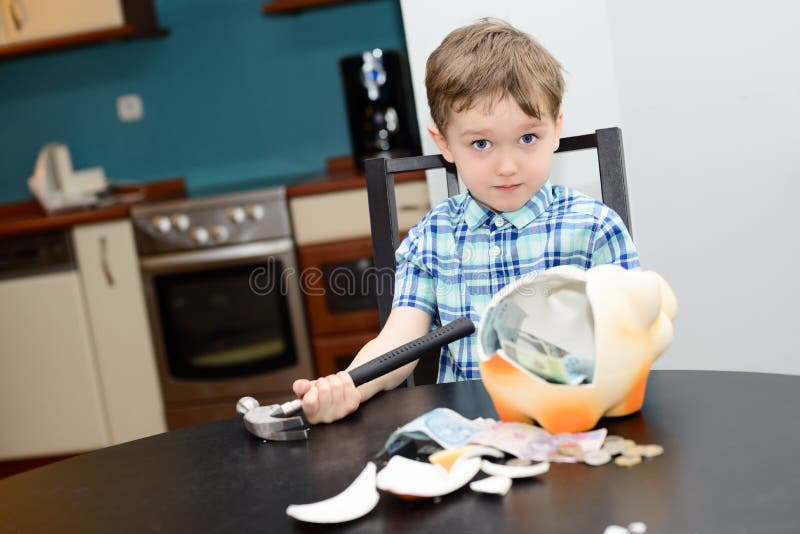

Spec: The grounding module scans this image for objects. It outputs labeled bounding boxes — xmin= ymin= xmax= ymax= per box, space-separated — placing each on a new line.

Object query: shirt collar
xmin=463 ymin=180 xmax=555 ymax=231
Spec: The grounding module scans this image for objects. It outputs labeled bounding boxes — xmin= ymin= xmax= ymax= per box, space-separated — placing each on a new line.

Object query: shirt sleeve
xmin=590 ymin=207 xmax=640 ymax=269
xmin=392 ymin=220 xmax=437 ymax=317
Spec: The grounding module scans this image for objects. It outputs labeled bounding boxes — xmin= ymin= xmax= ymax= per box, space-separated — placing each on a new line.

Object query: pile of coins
xmin=558 ymin=435 xmax=663 ymax=467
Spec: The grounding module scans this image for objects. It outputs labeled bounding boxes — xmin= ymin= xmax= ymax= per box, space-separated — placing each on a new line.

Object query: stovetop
xmin=131 ymin=186 xmax=291 ymax=256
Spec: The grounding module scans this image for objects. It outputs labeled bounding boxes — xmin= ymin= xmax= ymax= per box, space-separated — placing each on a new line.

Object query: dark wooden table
xmin=1 ymin=371 xmax=798 ymax=533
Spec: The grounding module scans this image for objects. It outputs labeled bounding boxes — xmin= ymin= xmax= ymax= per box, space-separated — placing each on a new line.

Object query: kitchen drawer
xmin=311 ymin=331 xmax=378 ymax=377
xmin=290 ymin=180 xmax=429 ymax=246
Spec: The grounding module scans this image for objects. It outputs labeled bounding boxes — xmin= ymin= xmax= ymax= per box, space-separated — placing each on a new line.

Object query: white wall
xmin=400 ymin=0 xmax=800 ymax=375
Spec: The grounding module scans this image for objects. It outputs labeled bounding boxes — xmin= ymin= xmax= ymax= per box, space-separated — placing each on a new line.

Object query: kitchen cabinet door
xmin=290 ymin=180 xmax=429 ymax=246
xmin=0 ymin=0 xmax=124 ymax=45
xmin=311 ymin=331 xmax=378 ymax=377
xmin=72 ymin=220 xmax=166 ymax=444
xmin=0 ymin=271 xmax=110 ymax=460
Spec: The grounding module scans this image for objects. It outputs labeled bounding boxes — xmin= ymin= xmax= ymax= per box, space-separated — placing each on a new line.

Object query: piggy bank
xmin=477 ymin=264 xmax=678 ymax=434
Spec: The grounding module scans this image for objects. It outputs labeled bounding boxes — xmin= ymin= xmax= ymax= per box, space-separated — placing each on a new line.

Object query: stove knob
xmin=227 ymin=206 xmax=246 ymax=225
xmin=190 ymin=226 xmax=210 ymax=245
xmin=171 ymin=213 xmax=190 ymax=232
xmin=246 ymin=204 xmax=265 ymax=221
xmin=211 ymin=225 xmax=229 ymax=242
xmin=152 ymin=216 xmax=171 ymax=234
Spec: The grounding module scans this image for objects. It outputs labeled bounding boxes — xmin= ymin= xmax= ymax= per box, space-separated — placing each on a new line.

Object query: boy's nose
xmin=495 ymin=150 xmax=518 ymax=177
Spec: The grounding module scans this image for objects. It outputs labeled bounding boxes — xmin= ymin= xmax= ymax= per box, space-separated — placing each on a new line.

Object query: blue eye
xmin=520 ymin=134 xmax=537 ymax=145
xmin=472 ymin=139 xmax=491 ymax=151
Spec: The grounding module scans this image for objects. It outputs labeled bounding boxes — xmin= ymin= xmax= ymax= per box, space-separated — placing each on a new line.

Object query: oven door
xmin=140 ymin=238 xmax=313 ymax=404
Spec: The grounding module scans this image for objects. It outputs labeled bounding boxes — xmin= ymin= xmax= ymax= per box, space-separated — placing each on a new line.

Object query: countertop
xmin=0 ymin=179 xmax=186 ymax=238
xmin=0 ymin=156 xmax=428 ymax=238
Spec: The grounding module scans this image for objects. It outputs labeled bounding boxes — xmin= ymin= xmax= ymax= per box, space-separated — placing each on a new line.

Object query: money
xmin=584 ymin=450 xmax=612 ymax=466
xmin=469 ymin=423 xmax=606 ymax=463
xmin=380 ymin=408 xmax=490 ymax=457
xmin=488 ymin=297 xmax=595 ymax=385
xmin=615 ymin=453 xmax=642 ymax=467
xmin=577 ymin=435 xmax=663 ymax=468
xmin=641 ymin=444 xmax=664 ymax=458
xmin=505 ymin=458 xmax=533 ymax=467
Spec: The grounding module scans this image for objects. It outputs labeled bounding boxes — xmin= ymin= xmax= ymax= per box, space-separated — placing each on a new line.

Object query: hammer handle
xmin=347 ymin=317 xmax=475 ymax=386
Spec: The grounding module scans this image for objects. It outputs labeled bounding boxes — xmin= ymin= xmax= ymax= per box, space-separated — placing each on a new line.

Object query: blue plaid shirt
xmin=392 ymin=179 xmax=639 ymax=382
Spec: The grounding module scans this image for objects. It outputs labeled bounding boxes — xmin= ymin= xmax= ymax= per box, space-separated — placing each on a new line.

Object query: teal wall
xmin=0 ymin=0 xmax=406 ymax=202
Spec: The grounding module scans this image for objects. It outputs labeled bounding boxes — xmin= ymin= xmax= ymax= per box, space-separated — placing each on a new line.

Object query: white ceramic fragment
xmin=469 ymin=476 xmax=512 ymax=496
xmin=376 ymin=455 xmax=482 ymax=498
xmin=286 ymin=462 xmax=379 ymax=524
xmin=480 ymin=459 xmax=550 ymax=478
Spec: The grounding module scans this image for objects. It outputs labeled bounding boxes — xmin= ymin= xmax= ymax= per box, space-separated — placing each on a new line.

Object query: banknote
xmin=469 ymin=422 xmax=607 ymax=463
xmin=382 ymin=408 xmax=492 ymax=453
xmin=499 ymin=331 xmax=592 ymax=385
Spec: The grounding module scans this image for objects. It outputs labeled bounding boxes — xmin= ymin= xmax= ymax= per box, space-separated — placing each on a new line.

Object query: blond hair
xmin=425 ymin=18 xmax=565 ymax=135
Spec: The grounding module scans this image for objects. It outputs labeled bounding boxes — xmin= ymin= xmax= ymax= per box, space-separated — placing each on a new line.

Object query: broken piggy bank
xmin=478 ymin=264 xmax=678 ymax=434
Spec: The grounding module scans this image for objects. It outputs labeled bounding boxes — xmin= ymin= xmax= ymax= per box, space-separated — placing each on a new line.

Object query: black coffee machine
xmin=339 ymin=49 xmax=421 ymax=169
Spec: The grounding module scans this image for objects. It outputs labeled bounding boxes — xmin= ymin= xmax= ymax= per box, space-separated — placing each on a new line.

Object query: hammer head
xmin=237 ymin=397 xmax=309 ymax=441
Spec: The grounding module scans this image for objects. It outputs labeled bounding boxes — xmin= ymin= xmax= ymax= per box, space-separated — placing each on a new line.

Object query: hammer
xmin=237 ymin=317 xmax=475 ymax=441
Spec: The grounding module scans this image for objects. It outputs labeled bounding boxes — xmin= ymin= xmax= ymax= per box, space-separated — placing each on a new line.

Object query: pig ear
xmin=655 ymin=272 xmax=678 ymax=320
xmin=623 ymin=271 xmax=664 ymax=331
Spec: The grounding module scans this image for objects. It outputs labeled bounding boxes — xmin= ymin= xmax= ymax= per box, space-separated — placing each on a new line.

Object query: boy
xmin=293 ymin=18 xmax=638 ymax=423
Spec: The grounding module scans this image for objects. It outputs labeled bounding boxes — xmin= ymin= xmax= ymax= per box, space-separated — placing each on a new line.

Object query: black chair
xmin=365 ymin=127 xmax=631 ymax=384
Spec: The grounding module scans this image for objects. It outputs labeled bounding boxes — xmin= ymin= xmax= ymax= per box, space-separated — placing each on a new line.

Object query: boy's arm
xmin=292 ymin=306 xmax=432 ymax=424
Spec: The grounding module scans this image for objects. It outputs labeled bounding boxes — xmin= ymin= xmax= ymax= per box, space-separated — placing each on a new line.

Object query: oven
xmin=132 ymin=188 xmax=313 ymax=429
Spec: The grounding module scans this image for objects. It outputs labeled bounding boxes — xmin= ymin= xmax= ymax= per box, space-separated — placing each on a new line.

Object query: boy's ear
xmin=552 ymin=109 xmax=564 ymax=152
xmin=427 ymin=124 xmax=455 ymax=163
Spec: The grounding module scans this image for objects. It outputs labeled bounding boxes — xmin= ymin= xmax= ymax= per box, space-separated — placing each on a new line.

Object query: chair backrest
xmin=365 ymin=127 xmax=632 ymax=330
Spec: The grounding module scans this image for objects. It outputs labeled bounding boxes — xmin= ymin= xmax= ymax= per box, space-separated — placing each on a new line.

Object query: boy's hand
xmin=292 ymin=371 xmax=362 ymax=424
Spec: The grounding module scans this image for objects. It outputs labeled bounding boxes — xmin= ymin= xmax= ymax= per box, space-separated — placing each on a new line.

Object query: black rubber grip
xmin=347 ymin=317 xmax=475 ymax=387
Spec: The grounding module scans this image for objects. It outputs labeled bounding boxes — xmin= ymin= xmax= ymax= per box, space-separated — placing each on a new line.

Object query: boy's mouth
xmin=494 ymin=184 xmax=521 ymax=192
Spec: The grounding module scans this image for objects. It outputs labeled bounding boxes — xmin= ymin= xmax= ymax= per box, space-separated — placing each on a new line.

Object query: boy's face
xmin=428 ymin=96 xmax=563 ymax=213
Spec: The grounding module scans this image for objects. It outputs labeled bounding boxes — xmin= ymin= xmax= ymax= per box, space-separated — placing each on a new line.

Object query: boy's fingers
xmin=326 ymin=374 xmax=345 ymax=420
xmin=293 ymin=378 xmax=317 ymax=398
xmin=292 ymin=379 xmax=310 ymax=398
xmin=315 ymin=377 xmax=332 ymax=421
xmin=302 ymin=384 xmax=319 ymax=418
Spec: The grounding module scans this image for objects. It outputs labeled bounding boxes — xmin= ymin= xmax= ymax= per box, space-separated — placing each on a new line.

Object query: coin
xmin=623 ymin=439 xmax=637 ymax=448
xmin=641 ymin=444 xmax=664 ymax=458
xmin=505 ymin=458 xmax=533 ymax=467
xmin=583 ymin=450 xmax=612 ymax=466
xmin=601 ymin=441 xmax=628 ymax=456
xmin=628 ymin=521 xmax=648 ymax=533
xmin=614 ymin=453 xmax=642 ymax=467
xmin=558 ymin=444 xmax=583 ymax=457
xmin=626 ymin=445 xmax=646 ymax=456
xmin=604 ymin=435 xmax=626 ymax=446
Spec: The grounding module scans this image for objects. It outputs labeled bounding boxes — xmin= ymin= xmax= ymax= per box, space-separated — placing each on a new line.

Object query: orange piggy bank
xmin=478 ymin=264 xmax=678 ymax=434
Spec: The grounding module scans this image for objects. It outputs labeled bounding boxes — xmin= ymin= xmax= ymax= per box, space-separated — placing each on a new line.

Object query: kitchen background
xmin=2 ymin=0 xmax=799 ymax=476
xmin=0 ymin=0 xmax=406 ymax=201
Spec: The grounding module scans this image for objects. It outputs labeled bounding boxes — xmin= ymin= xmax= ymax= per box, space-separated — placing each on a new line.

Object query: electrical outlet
xmin=117 ymin=94 xmax=144 ymax=123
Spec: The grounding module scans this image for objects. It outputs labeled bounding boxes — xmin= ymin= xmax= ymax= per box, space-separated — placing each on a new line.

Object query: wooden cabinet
xmin=312 ymin=331 xmax=376 ymax=377
xmin=72 ymin=219 xmax=166 ymax=445
xmin=297 ymin=236 xmax=380 ymax=338
xmin=0 ymin=0 xmax=165 ymax=60
xmin=0 ymin=219 xmax=167 ymax=461
xmin=0 ymin=0 xmax=125 ymax=45
xmin=289 ymin=177 xmax=430 ymax=378
xmin=0 ymin=269 xmax=110 ymax=460
xmin=290 ymin=180 xmax=429 ymax=246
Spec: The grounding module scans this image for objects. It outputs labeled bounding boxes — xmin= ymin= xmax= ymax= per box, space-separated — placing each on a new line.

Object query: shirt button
xmin=489 ymin=245 xmax=501 ymax=257
xmin=493 ymin=217 xmax=506 ymax=227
